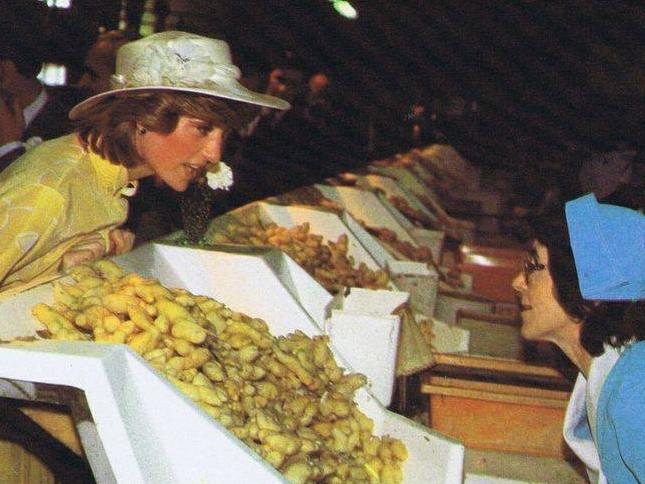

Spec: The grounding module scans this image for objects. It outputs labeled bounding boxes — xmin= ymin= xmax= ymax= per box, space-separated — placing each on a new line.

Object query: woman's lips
xmin=520 ymin=304 xmax=533 ymax=311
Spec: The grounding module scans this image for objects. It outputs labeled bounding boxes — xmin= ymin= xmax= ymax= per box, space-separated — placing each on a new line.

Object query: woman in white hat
xmin=0 ymin=31 xmax=288 ymax=292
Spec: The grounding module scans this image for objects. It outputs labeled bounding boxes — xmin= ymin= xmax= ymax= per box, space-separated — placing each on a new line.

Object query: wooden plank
xmin=0 ymin=440 xmax=55 ymax=484
xmin=423 ymin=374 xmax=569 ymax=401
xmin=19 ymin=406 xmax=83 ymax=457
xmin=422 ymin=383 xmax=568 ymax=409
xmin=431 ymin=352 xmax=565 ymax=380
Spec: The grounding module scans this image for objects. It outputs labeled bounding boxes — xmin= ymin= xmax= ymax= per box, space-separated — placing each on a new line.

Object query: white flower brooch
xmin=206 ymin=161 xmax=234 ymax=191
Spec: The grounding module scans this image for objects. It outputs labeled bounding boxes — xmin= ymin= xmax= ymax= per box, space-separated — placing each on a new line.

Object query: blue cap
xmin=565 ymin=193 xmax=645 ymax=301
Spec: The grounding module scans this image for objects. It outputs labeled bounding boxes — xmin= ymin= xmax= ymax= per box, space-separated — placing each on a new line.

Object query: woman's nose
xmin=202 ymin=129 xmax=224 ymax=162
xmin=511 ymin=272 xmax=526 ymax=294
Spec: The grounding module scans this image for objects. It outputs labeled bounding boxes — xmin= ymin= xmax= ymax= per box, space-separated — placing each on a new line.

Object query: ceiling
xmin=12 ymin=1 xmax=645 ymax=177
xmin=224 ymin=1 xmax=644 ymax=173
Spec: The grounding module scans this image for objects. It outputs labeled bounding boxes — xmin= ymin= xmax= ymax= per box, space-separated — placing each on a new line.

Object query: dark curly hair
xmin=531 ymin=207 xmax=645 ymax=356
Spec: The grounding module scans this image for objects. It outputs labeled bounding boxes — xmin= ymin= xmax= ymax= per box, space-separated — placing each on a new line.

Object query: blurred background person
xmin=76 ymin=29 xmax=133 ymax=97
xmin=0 ymin=0 xmax=84 ymax=170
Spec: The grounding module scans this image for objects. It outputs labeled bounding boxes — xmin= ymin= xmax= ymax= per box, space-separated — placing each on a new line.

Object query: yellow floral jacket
xmin=0 ymin=134 xmax=131 ymax=293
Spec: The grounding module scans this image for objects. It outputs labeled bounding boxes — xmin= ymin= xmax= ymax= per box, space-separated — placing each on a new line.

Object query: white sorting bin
xmin=0 ymin=243 xmax=465 ymax=483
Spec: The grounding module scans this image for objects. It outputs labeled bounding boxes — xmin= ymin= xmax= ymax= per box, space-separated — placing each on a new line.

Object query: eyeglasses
xmin=523 ymin=257 xmax=546 ymax=283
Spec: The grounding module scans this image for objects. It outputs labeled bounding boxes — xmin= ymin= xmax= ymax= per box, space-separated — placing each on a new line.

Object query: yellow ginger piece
xmin=207 ymin=215 xmax=389 ymax=294
xmin=34 ymin=260 xmax=408 ymax=483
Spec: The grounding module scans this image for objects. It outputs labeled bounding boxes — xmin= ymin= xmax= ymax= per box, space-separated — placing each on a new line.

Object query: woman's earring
xmin=137 ymin=126 xmax=147 ymax=135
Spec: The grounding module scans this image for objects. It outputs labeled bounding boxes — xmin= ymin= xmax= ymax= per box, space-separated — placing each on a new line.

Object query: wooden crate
xmin=0 ymin=440 xmax=55 ymax=484
xmin=458 ymin=244 xmax=525 ymax=303
xmin=421 ymin=354 xmax=573 ymax=458
xmin=0 ymin=400 xmax=90 ymax=483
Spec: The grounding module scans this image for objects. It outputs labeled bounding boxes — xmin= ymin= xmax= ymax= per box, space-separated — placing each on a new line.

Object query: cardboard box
xmin=326 ymin=287 xmax=408 ymax=403
xmin=422 ymin=375 xmax=570 ymax=458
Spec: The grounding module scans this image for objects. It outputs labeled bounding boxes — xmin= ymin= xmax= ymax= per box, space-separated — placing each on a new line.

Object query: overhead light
xmin=331 ymin=0 xmax=358 ymax=19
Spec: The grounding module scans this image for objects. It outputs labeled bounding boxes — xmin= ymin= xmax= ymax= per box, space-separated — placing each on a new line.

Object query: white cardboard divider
xmin=326 ymin=288 xmax=408 ymax=407
xmin=326 ymin=311 xmax=400 ymax=406
xmin=314 ymin=184 xmax=417 ymax=245
xmin=388 ymin=261 xmax=440 ymax=318
xmin=329 ymin=287 xmax=410 ymax=315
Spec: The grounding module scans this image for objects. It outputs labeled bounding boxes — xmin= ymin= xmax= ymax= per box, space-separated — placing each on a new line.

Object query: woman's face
xmin=512 ymin=242 xmax=576 ymax=342
xmin=136 ymin=116 xmax=225 ymax=192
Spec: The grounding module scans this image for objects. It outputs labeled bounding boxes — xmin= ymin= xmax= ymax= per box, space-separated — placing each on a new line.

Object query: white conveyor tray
xmin=128 ymin=243 xmax=399 ymax=407
xmin=326 ymin=287 xmax=408 ymax=406
xmin=238 ymin=201 xmax=386 ymax=272
xmin=369 ymin=165 xmax=443 ymax=207
xmin=221 ymin=201 xmax=408 ymax=293
xmin=241 ymin=199 xmax=442 ymax=331
xmin=0 ymin=341 xmax=283 ymax=483
xmin=315 ymin=183 xmax=446 ymax=269
xmin=357 ymin=174 xmax=440 ymax=226
xmin=314 ymin=184 xmax=417 ymax=245
xmin=0 ymin=243 xmax=463 ymax=483
xmin=118 ymin=243 xmax=463 ymax=484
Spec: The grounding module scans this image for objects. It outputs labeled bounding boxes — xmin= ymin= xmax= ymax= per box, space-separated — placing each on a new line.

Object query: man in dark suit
xmin=0 ymin=3 xmax=83 ymax=171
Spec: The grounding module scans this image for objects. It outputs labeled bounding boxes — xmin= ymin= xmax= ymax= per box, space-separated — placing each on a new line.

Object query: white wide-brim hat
xmin=69 ymin=31 xmax=290 ymax=120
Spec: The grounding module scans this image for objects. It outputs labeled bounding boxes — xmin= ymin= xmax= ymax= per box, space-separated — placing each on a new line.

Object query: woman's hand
xmin=60 ymin=229 xmax=135 ymax=271
xmin=109 ymin=228 xmax=135 ymax=255
xmin=61 ymin=233 xmax=107 ymax=270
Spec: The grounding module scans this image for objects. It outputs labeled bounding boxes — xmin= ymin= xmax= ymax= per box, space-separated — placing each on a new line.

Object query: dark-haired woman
xmin=0 ymin=31 xmax=288 ymax=292
xmin=512 ymin=197 xmax=644 ymax=484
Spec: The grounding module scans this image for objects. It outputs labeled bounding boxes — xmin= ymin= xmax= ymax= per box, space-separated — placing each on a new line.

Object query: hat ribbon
xmin=110 ymin=61 xmax=241 ymax=90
